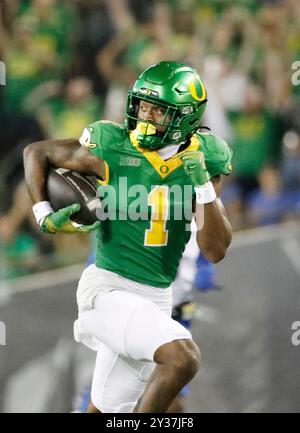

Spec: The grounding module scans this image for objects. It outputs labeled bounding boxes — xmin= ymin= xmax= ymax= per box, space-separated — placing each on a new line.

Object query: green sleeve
xmin=79 ymin=120 xmax=126 ymax=164
xmin=79 ymin=121 xmax=104 ymax=159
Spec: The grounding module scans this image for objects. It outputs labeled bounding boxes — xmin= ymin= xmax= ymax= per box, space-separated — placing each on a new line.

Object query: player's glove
xmin=179 ymin=151 xmax=210 ymax=186
xmin=40 ymin=203 xmax=100 ymax=234
xmin=180 ymin=151 xmax=216 ymax=204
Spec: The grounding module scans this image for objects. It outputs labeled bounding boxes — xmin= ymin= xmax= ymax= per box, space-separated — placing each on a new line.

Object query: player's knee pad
xmin=90 ymin=346 xmax=152 ymax=413
xmin=91 ymin=375 xmax=141 ymax=414
xmin=91 ymin=388 xmax=137 ymax=413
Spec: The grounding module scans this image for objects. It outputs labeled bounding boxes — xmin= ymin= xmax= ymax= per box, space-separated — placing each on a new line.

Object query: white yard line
xmin=280 ymin=239 xmax=300 ymax=277
xmin=231 ymin=221 xmax=300 ymax=249
xmin=0 ymin=263 xmax=83 ymax=298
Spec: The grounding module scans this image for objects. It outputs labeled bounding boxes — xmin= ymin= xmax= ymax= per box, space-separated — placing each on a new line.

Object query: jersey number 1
xmin=144 ymin=186 xmax=169 ymax=247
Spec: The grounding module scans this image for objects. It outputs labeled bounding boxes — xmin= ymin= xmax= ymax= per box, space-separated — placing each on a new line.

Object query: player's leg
xmin=118 ymin=294 xmax=200 ymax=413
xmin=133 ymin=338 xmax=200 ymax=413
xmin=166 ymin=301 xmax=196 ymax=413
xmin=167 ymin=392 xmax=186 ymax=413
xmin=78 ymin=290 xmax=200 ymax=413
xmin=107 ymin=292 xmax=200 ymax=413
xmin=78 ymin=385 xmax=101 ymax=413
xmin=86 ymin=401 xmax=101 ymax=413
xmin=90 ymin=341 xmax=155 ymax=413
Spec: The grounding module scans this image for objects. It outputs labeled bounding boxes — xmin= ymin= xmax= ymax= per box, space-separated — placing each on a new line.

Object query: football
xmin=46 ymin=167 xmax=101 ymax=225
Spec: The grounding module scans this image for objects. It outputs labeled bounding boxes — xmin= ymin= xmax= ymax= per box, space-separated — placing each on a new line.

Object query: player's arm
xmin=23 ymin=138 xmax=105 ymax=204
xmin=180 ymin=152 xmax=232 ymax=263
xmin=23 ymin=138 xmax=104 ymax=233
xmin=194 ymin=175 xmax=232 ymax=263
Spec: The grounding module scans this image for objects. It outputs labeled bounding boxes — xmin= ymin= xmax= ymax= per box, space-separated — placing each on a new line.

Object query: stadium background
xmin=0 ymin=0 xmax=300 ymax=412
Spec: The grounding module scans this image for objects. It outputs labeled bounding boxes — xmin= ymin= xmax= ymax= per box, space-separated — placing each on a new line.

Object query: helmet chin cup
xmin=136 ymin=122 xmax=156 ymax=135
xmin=133 ymin=122 xmax=163 ymax=150
xmin=137 ymin=133 xmax=165 ymax=150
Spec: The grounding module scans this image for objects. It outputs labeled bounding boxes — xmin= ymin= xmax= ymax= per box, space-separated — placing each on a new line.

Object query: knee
xmin=176 ymin=340 xmax=201 ymax=379
xmin=155 ymin=339 xmax=201 ymax=380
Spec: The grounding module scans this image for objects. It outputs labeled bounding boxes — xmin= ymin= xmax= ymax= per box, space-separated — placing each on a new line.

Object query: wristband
xmin=194 ymin=182 xmax=216 ymax=205
xmin=32 ymin=201 xmax=54 ymax=225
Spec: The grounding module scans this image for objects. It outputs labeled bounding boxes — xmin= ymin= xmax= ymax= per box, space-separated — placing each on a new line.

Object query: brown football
xmin=46 ymin=168 xmax=101 ymax=225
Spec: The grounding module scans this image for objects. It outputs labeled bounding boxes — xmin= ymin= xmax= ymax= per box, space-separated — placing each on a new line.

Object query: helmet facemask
xmin=126 ymin=93 xmax=207 ymax=150
xmin=126 ymin=94 xmax=179 ymax=149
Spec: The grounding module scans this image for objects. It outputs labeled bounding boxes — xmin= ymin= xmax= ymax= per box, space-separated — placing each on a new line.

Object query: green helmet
xmin=125 ymin=61 xmax=207 ymax=149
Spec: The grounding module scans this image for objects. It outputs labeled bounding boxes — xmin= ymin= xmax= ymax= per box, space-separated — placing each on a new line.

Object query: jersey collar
xmin=129 ymin=132 xmax=201 ymax=179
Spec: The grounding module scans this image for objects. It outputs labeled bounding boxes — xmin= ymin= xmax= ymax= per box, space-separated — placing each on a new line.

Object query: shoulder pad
xmin=198 ymin=132 xmax=233 ymax=177
xmin=79 ymin=120 xmax=125 ymax=159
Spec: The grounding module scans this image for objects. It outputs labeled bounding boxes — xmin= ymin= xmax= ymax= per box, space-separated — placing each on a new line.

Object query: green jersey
xmin=80 ymin=121 xmax=232 ymax=288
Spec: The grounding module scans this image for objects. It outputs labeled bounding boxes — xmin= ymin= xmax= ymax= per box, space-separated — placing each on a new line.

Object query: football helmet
xmin=125 ymin=61 xmax=207 ymax=149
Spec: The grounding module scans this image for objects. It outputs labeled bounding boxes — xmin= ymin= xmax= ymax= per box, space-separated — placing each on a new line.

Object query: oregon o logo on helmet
xmin=0 ymin=320 xmax=6 ymax=346
xmin=189 ymin=78 xmax=207 ymax=101
xmin=0 ymin=61 xmax=6 ymax=86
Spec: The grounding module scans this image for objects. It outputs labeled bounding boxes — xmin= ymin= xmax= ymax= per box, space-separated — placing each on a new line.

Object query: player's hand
xmin=40 ymin=203 xmax=100 ymax=234
xmin=180 ymin=151 xmax=210 ymax=186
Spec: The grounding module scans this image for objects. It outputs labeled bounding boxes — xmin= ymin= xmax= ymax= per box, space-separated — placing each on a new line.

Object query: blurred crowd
xmin=0 ymin=0 xmax=300 ymax=278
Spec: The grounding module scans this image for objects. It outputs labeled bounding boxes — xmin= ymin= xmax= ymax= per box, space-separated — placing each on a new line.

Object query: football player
xmin=74 ymin=223 xmax=216 ymax=413
xmin=23 ymin=61 xmax=232 ymax=413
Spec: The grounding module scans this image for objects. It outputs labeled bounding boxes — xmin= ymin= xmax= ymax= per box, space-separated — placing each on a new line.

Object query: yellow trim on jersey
xmin=97 ymin=160 xmax=110 ymax=185
xmin=189 ymin=78 xmax=207 ymax=102
xmin=129 ymin=131 xmax=200 ymax=179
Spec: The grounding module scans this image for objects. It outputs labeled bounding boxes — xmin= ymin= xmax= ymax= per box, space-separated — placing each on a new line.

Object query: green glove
xmin=180 ymin=151 xmax=210 ymax=186
xmin=40 ymin=203 xmax=100 ymax=234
